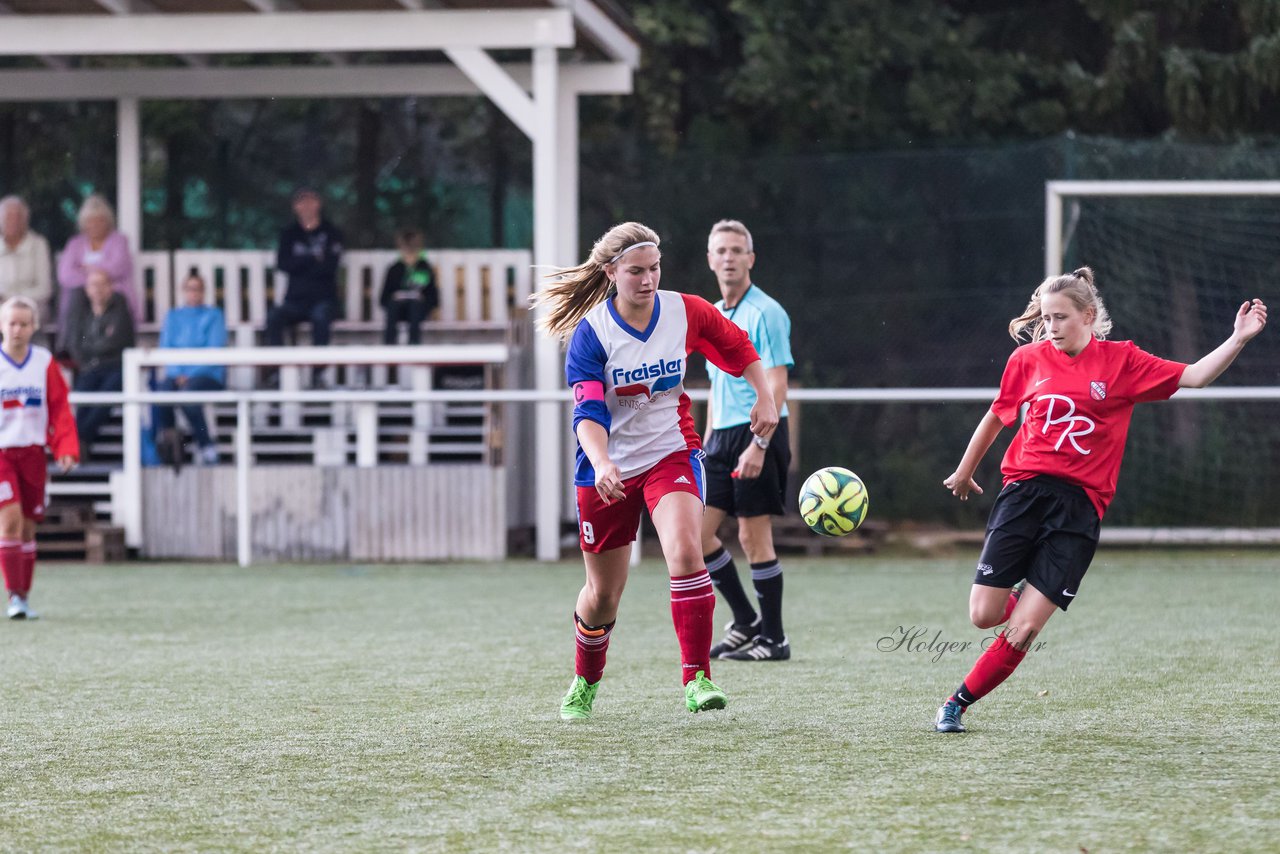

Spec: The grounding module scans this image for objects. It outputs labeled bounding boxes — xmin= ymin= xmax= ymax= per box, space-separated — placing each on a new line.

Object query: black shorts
xmin=973 ymin=475 xmax=1100 ymax=611
xmin=703 ymin=418 xmax=791 ymax=518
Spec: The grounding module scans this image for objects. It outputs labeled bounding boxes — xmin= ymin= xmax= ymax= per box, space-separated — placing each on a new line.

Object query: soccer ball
xmin=798 ymin=467 xmax=868 ymax=537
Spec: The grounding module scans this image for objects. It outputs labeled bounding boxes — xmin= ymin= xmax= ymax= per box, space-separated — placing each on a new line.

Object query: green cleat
xmin=560 ymin=675 xmax=599 ymax=720
xmin=684 ymin=670 xmax=727 ymax=713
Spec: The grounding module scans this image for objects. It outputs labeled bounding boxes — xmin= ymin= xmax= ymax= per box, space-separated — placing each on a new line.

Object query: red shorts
xmin=0 ymin=446 xmax=49 ymax=521
xmin=576 ymin=448 xmax=706 ymax=553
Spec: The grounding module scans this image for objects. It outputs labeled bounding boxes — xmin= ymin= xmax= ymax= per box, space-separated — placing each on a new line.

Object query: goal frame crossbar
xmin=1044 ymin=179 xmax=1280 ymax=544
xmin=1045 ymin=180 xmax=1280 ymax=277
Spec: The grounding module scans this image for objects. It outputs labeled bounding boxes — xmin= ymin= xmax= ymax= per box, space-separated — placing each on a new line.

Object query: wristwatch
xmin=751 ymin=433 xmax=770 ymax=450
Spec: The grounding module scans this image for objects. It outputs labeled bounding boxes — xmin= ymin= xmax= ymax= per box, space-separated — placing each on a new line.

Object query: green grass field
xmin=2 ymin=552 xmax=1277 ymax=852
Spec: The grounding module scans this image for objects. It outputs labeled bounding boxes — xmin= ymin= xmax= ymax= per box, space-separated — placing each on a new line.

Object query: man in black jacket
xmin=266 ymin=188 xmax=344 ymax=384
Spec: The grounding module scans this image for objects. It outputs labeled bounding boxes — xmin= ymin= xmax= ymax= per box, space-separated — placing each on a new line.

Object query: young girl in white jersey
xmin=536 ymin=222 xmax=779 ymax=719
xmin=0 ymin=297 xmax=79 ymax=619
xmin=934 ymin=268 xmax=1266 ymax=733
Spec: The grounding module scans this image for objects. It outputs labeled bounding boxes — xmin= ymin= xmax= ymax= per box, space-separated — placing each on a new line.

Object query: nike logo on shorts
xmin=1062 ymin=588 xmax=1076 ymax=598
xmin=1035 ymin=377 xmax=1052 ymax=386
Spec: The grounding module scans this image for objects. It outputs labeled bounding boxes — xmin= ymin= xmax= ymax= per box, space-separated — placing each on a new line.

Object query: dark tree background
xmin=3 ymin=0 xmax=1279 ymax=524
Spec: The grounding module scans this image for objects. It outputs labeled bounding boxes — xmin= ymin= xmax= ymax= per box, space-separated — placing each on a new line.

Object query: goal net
xmin=1045 ymin=181 xmax=1280 ymax=537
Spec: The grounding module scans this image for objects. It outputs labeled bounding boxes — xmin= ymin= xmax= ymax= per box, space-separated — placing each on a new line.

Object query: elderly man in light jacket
xmin=0 ymin=195 xmax=53 ymax=324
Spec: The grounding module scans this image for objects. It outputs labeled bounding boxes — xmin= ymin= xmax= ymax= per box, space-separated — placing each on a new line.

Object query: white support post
xmin=532 ymin=41 xmax=562 ymax=561
xmin=556 ymin=74 xmax=580 ymax=531
xmin=236 ymin=399 xmax=251 ymax=568
xmin=1045 ymin=183 xmax=1062 ymax=278
xmin=280 ymin=366 xmax=302 ymax=428
xmin=410 ymin=365 xmax=433 ymax=431
xmin=120 ymin=347 xmax=143 ymax=548
xmin=116 ymin=97 xmax=142 ymax=261
xmin=354 ymin=402 xmax=378 ymax=467
xmin=444 ymin=47 xmax=535 ymax=138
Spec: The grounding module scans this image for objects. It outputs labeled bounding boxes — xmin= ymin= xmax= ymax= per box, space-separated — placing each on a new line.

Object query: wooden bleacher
xmin=49 ymin=248 xmax=532 ymax=559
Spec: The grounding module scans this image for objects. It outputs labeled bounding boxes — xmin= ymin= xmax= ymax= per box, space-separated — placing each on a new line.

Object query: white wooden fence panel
xmin=142 ymin=464 xmax=504 ymax=561
xmin=138 ymin=251 xmax=171 ymax=327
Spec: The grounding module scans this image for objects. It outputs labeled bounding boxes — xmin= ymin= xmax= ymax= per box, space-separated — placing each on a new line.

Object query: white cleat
xmin=7 ymin=594 xmax=29 ymax=620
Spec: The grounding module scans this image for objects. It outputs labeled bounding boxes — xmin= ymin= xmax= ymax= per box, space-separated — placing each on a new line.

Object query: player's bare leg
xmin=561 ymin=545 xmax=630 ymax=721
xmin=937 ymin=584 xmax=1058 ymax=732
xmin=0 ymin=502 xmax=31 ymax=619
xmin=653 ymin=492 xmax=725 ymax=710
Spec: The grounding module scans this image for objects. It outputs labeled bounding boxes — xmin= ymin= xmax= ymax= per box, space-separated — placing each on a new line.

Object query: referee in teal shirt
xmin=700 ymin=220 xmax=795 ymax=662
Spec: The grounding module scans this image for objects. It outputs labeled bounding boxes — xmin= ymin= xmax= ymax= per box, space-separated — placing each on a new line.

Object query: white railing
xmin=130 ymin=247 xmax=533 ymax=329
xmin=66 ymin=379 xmax=1280 ymax=568
xmin=111 ymin=344 xmax=510 ymax=562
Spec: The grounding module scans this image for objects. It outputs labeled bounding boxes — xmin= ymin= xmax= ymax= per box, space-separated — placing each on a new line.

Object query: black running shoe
xmin=721 ymin=635 xmax=791 ymax=662
xmin=709 ymin=618 xmax=761 ymax=658
xmin=934 ymin=700 xmax=967 ymax=733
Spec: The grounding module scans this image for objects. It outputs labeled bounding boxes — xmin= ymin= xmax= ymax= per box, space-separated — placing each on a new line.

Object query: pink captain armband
xmin=573 ymin=381 xmax=606 ymax=404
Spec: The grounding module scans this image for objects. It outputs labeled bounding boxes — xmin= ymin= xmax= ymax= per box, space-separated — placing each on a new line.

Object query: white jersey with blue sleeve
xmin=707 ymin=284 xmax=793 ymax=429
xmin=566 ymin=290 xmax=759 ymax=486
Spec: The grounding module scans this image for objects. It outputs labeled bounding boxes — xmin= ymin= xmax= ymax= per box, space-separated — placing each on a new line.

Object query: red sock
xmin=951 ymin=632 xmax=1028 ymax=707
xmin=18 ymin=541 xmax=35 ymax=597
xmin=574 ymin=613 xmax=614 ymax=684
xmin=0 ymin=539 xmax=21 ymax=596
xmin=1001 ymin=591 xmax=1019 ymax=623
xmin=670 ymin=569 xmax=715 ymax=684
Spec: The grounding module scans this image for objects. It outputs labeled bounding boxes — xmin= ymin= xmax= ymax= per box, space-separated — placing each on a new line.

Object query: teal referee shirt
xmin=706 ymin=283 xmax=793 ymax=429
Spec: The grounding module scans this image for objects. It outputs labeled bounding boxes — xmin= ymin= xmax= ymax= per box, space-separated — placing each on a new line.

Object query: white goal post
xmin=1044 ymin=180 xmax=1280 ymax=277
xmin=1044 ymin=180 xmax=1280 ymax=544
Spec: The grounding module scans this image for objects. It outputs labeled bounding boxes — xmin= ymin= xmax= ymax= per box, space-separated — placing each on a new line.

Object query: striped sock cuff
xmin=750 ymin=560 xmax=782 ymax=581
xmin=576 ymin=626 xmax=613 ymax=648
xmin=704 ymin=547 xmax=733 ymax=573
xmin=670 ymin=569 xmax=714 ymax=599
xmin=0 ymin=539 xmax=21 ymax=550
xmin=20 ymin=542 xmax=35 ymax=555
xmin=574 ymin=613 xmax=615 ymax=646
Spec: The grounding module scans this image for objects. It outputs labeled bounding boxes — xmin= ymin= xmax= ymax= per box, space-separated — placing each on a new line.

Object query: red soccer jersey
xmin=991 ymin=338 xmax=1186 ymax=518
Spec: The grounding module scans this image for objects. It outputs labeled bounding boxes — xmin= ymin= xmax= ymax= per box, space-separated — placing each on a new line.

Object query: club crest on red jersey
xmin=1090 ymin=381 xmax=1107 ymax=400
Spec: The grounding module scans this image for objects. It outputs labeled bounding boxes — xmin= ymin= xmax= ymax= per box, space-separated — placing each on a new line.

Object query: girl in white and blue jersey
xmin=536 ymin=221 xmax=778 ymax=720
xmin=0 ymin=297 xmax=78 ymax=620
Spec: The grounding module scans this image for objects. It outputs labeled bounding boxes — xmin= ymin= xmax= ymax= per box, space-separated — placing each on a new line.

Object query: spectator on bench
xmin=154 ymin=273 xmax=227 ymax=467
xmin=379 ymin=227 xmax=439 ymax=345
xmin=267 ymin=187 xmax=343 ymax=388
xmin=55 ymin=193 xmax=141 ymax=338
xmin=64 ymin=269 xmax=135 ymax=462
xmin=0 ymin=195 xmax=53 ymax=326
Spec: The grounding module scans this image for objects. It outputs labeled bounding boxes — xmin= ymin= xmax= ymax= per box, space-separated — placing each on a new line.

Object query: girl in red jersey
xmin=934 ymin=268 xmax=1267 ymax=733
xmin=0 ymin=296 xmax=79 ymax=619
xmin=537 ymin=222 xmax=779 ymax=720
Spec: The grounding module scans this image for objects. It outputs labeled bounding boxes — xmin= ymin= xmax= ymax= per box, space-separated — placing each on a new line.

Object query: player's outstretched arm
xmin=1179 ymin=299 xmax=1268 ymax=388
xmin=741 ymin=360 xmax=779 ymax=440
xmin=943 ymin=410 xmax=1005 ymax=501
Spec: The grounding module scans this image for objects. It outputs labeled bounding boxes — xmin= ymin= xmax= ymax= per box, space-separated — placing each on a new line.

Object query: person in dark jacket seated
xmin=266 ymin=187 xmax=343 ymax=386
xmin=379 ymin=227 xmax=439 ymax=345
xmin=64 ymin=268 xmax=135 ymax=461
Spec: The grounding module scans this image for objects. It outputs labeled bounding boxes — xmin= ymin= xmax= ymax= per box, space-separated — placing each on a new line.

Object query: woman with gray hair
xmin=55 ymin=193 xmax=140 ymax=337
xmin=0 ymin=196 xmax=52 ymax=322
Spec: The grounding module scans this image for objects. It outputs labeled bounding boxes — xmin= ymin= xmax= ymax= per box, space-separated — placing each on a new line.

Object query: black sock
xmin=750 ymin=559 xmax=784 ymax=642
xmin=704 ymin=547 xmax=757 ymax=626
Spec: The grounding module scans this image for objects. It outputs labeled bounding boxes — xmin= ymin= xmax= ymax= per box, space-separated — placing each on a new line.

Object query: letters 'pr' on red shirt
xmin=991 ymin=338 xmax=1186 ymax=519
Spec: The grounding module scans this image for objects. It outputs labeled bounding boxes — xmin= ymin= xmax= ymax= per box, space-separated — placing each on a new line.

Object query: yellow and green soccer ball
xmin=798 ymin=466 xmax=868 ymax=537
